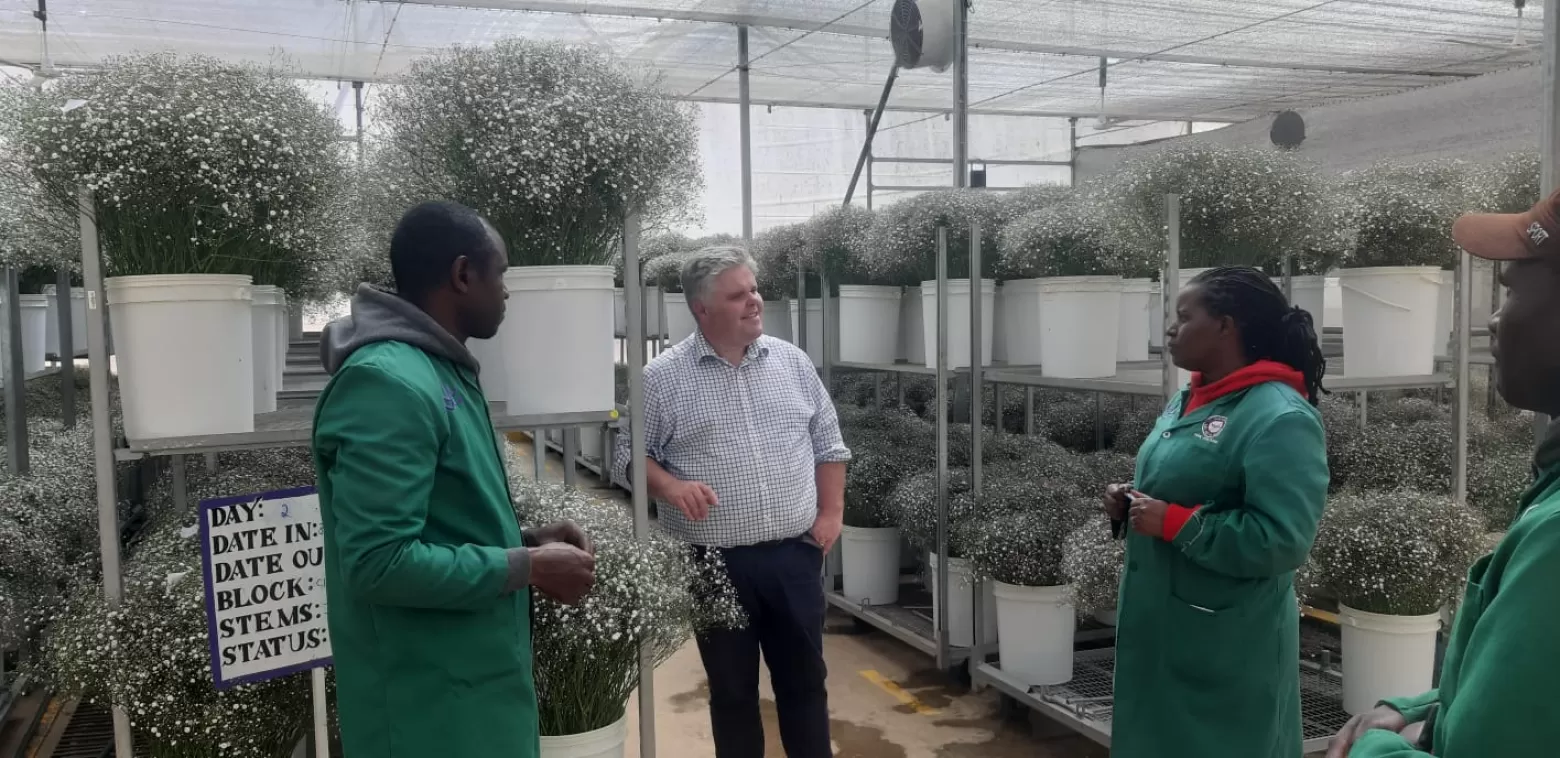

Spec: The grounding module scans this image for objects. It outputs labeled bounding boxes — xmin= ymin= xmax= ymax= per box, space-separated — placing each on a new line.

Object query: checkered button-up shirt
xmin=612 ymin=331 xmax=852 ymax=547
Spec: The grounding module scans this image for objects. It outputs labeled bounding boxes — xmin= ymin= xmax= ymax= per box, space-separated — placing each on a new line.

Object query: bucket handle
xmin=1338 ymin=282 xmax=1416 ymax=313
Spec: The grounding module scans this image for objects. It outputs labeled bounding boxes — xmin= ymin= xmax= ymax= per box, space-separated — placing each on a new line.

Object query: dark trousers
xmin=694 ymin=537 xmax=830 ymax=758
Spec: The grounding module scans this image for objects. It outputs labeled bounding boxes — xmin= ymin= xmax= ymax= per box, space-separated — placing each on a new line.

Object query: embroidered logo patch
xmin=1199 ymin=416 xmax=1227 ymax=442
xmin=1529 ymin=221 xmax=1551 ymax=247
xmin=442 ymin=384 xmax=460 ymax=411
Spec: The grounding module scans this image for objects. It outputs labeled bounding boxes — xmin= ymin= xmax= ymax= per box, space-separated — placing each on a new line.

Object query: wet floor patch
xmin=669 ymin=679 xmax=711 ymax=714
xmin=758 ymin=698 xmax=908 ymax=758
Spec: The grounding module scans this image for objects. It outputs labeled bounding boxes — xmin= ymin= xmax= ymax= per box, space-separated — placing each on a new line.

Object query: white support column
xmin=738 ymin=26 xmax=754 ymax=243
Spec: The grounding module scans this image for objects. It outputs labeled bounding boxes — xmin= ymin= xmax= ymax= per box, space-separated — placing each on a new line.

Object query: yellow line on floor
xmin=859 ymin=670 xmax=940 ymax=716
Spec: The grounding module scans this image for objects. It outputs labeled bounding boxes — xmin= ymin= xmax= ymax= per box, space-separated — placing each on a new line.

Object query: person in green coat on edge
xmin=1104 ymin=267 xmax=1331 ymax=758
xmin=312 ymin=200 xmax=598 ymax=757
xmin=1328 ymin=189 xmax=1560 ymax=757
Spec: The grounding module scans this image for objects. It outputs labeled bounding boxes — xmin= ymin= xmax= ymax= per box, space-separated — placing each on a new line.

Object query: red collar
xmin=1185 ymin=360 xmax=1306 ymax=414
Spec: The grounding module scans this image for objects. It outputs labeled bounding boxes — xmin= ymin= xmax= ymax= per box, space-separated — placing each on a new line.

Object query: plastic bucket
xmin=764 ymin=299 xmax=792 ymax=343
xmin=990 ymin=284 xmax=1008 ymax=364
xmin=1435 ymin=267 xmax=1497 ymax=358
xmin=993 ymin=581 xmax=1076 ymax=686
xmin=920 ymin=280 xmax=996 ymax=370
xmin=1176 ymin=267 xmax=1213 ymax=291
xmin=468 ymin=335 xmax=508 ymax=402
xmin=107 ymin=274 xmax=255 ymax=440
xmin=3 ymin=295 xmax=50 ymax=375
xmin=788 ymin=297 xmax=840 ymax=368
xmin=275 ymin=292 xmax=288 ymax=388
xmin=1149 ymin=283 xmax=1165 ymax=349
xmin=999 ymin=280 xmax=1044 ymax=366
xmin=1117 ymin=278 xmax=1154 ymax=362
xmin=1339 ymin=266 xmax=1442 ymax=377
xmin=43 ymin=285 xmax=88 ymax=359
xmin=928 ymin=553 xmax=997 ymax=648
xmin=838 ymin=286 xmax=901 ymax=365
xmin=662 ymin=291 xmax=698 ymax=346
xmin=1274 ymin=275 xmax=1327 ymax=327
xmin=841 ymin=526 xmax=901 ymax=605
xmin=1325 ymin=277 xmax=1344 ymax=330
xmin=1340 ymin=604 xmax=1441 ymax=715
xmin=899 ymin=286 xmax=925 ymax=364
xmin=250 ymin=285 xmax=284 ymax=414
xmin=540 ymin=715 xmax=627 ymax=758
xmin=613 ymin=287 xmax=664 ymax=339
xmin=1038 ymin=276 xmax=1122 ymax=378
xmin=502 ymin=266 xmax=615 ymax=415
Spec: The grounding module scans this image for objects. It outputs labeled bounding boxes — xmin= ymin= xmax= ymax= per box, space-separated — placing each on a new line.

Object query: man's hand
xmin=1326 ymin=705 xmax=1409 ymax=758
xmin=1103 ymin=483 xmax=1132 ymax=521
xmin=1128 ymin=492 xmax=1169 ymax=538
xmin=810 ymin=510 xmax=843 ymax=554
xmin=529 ymin=519 xmax=594 ymax=555
xmin=661 ymin=479 xmax=719 ymax=521
xmin=528 ymin=542 xmax=596 ymax=605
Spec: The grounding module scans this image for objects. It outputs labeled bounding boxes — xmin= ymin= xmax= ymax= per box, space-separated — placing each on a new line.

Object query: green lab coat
xmin=312 ymin=341 xmax=537 ymax=758
xmin=1351 ymin=456 xmax=1560 ymax=757
xmin=1112 ymin=381 xmax=1329 ymax=758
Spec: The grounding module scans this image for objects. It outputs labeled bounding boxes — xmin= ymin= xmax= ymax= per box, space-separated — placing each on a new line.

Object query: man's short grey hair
xmin=680 ymin=246 xmax=758 ymax=309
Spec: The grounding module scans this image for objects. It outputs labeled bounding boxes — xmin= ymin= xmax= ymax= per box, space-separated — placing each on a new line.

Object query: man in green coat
xmin=1107 ymin=268 xmax=1331 ymax=758
xmin=1328 ymin=190 xmax=1560 ymax=757
xmin=313 ymin=201 xmax=596 ymax=757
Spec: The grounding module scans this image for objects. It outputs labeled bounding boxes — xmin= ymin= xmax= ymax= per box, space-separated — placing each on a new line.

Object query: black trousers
xmin=694 ymin=537 xmax=830 ymax=758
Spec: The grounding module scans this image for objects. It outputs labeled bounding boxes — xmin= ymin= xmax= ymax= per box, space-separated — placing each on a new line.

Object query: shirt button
xmin=1161 ymin=431 xmax=1172 ymax=439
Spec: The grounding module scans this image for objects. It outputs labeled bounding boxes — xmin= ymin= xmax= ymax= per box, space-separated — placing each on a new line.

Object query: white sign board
xmin=199 ymin=486 xmax=332 ymax=688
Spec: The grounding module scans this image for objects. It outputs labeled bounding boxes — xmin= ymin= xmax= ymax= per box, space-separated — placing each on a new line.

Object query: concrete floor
xmin=511 ymin=439 xmax=1109 ymax=758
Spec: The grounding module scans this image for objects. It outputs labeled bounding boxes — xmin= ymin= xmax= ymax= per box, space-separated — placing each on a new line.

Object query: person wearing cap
xmin=1328 ymin=193 xmax=1560 ymax=758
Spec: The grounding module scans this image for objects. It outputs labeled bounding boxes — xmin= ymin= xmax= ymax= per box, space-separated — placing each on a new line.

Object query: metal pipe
xmin=1281 ymin=253 xmax=1294 ymax=301
xmin=797 ymin=269 xmax=808 ymax=358
xmin=622 ymin=211 xmax=656 ymax=758
xmin=1162 ymin=195 xmax=1181 ymax=401
xmin=969 ymin=222 xmax=983 ymax=495
xmin=870 ymin=156 xmax=1072 ymax=167
xmin=934 ymin=224 xmax=950 ymax=671
xmin=1068 ymin=117 xmax=1079 ymax=186
xmin=56 ymin=268 xmax=74 ymax=426
xmin=312 ymin=667 xmax=331 ymax=758
xmin=1489 ymin=262 xmax=1503 ymax=418
xmin=1540 ymin=0 xmax=1559 ymax=443
xmin=4 ymin=267 xmax=27 ymax=475
xmin=1454 ymin=252 xmax=1472 ymax=503
xmin=1024 ymin=386 xmax=1035 ymax=436
xmin=533 ymin=431 xmax=544 ymax=480
xmin=562 ymin=428 xmax=578 ymax=488
xmin=844 ymin=66 xmax=899 ymax=207
xmin=821 ymin=266 xmax=832 ymax=389
xmin=738 ymin=26 xmax=754 ymax=241
xmin=80 ymin=187 xmax=132 ymax=758
xmin=864 ymin=110 xmax=875 ymax=211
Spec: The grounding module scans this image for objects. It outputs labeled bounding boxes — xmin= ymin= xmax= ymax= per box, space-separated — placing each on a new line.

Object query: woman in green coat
xmin=1105 ymin=267 xmax=1330 ymax=758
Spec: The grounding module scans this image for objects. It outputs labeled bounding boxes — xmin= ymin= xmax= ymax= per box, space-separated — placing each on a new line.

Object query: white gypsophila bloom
xmin=1091 ymin=144 xmax=1327 ymax=270
xmin=864 ymin=189 xmax=1010 ymax=283
xmin=1309 ymin=488 xmax=1486 ymax=617
xmin=18 ymin=53 xmax=348 ymax=293
xmin=509 ymin=478 xmax=743 ymax=737
xmin=996 ymin=189 xmax=1156 ymax=280
xmin=1334 ymin=160 xmax=1473 ymax=269
xmin=800 ymin=205 xmax=875 ymax=285
xmin=372 ymin=39 xmax=702 ymax=268
xmin=1467 ymin=151 xmax=1539 ymax=214
xmin=1062 ymin=514 xmax=1127 ymax=615
xmin=750 ymin=223 xmax=809 ymax=298
xmin=0 ymin=88 xmax=77 ymax=273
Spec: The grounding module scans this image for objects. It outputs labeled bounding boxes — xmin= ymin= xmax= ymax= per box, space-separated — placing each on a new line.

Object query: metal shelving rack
xmin=79 ymin=196 xmax=659 ymax=757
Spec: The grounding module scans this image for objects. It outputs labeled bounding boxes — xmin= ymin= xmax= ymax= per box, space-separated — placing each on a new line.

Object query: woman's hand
xmin=1325 ymin=705 xmax=1408 ymax=758
xmin=1128 ymin=492 xmax=1170 ymax=538
xmin=1103 ymin=483 xmax=1132 ymax=521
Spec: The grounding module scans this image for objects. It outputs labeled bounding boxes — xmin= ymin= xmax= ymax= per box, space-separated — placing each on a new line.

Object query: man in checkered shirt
xmin=612 ymin=246 xmax=850 ymax=758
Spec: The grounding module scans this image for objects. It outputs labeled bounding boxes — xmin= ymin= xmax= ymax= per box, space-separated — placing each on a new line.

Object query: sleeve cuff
xmin=500 ymin=546 xmax=529 ymax=593
xmin=1349 ymin=727 xmax=1421 ymax=756
xmin=1162 ymin=504 xmax=1201 ymax=541
xmin=1381 ymin=691 xmax=1439 ymax=724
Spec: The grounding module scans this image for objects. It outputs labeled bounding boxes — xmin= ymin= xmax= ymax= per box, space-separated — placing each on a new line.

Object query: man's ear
xmin=450 ymin=255 xmax=472 ymax=294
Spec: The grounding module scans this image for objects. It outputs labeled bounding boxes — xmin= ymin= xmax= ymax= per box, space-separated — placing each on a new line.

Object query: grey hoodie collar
xmin=320 ymin=284 xmax=479 ymax=375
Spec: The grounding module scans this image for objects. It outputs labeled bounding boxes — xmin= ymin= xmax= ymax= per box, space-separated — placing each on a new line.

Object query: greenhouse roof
xmin=0 ymin=0 xmax=1543 ymax=124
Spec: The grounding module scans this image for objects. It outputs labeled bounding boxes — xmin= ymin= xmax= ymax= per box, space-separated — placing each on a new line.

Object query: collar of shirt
xmin=694 ymin=330 xmax=770 ymax=368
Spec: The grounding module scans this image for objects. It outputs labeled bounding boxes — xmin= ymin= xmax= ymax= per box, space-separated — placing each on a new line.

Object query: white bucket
xmin=838 ymin=286 xmax=901 ymax=365
xmin=920 ymin=280 xmax=996 ymax=370
xmin=1275 ymin=275 xmax=1327 ymax=327
xmin=764 ymin=299 xmax=792 ymax=343
xmin=841 ymin=526 xmax=901 ymax=606
xmin=662 ymin=291 xmax=698 ymax=346
xmin=1176 ymin=267 xmax=1213 ymax=291
xmin=899 ymin=286 xmax=925 ymax=364
xmin=250 ymin=285 xmax=284 ymax=414
xmin=1325 ymin=277 xmax=1344 ymax=330
xmin=3 ymin=295 xmax=50 ymax=375
xmin=540 ymin=716 xmax=627 ymax=758
xmin=1339 ymin=266 xmax=1442 ymax=377
xmin=43 ymin=285 xmax=88 ymax=359
xmin=990 ymin=284 xmax=1008 ymax=364
xmin=502 ymin=266 xmax=615 ymax=415
xmin=1038 ymin=276 xmax=1122 ymax=378
xmin=275 ymin=292 xmax=288 ymax=387
xmin=612 ymin=287 xmax=664 ymax=339
xmin=993 ymin=581 xmax=1076 ymax=686
xmin=468 ymin=335 xmax=508 ymax=402
xmin=1117 ymin=278 xmax=1154 ymax=362
xmin=928 ymin=553 xmax=998 ymax=648
xmin=1435 ymin=267 xmax=1497 ymax=358
xmin=1149 ymin=283 xmax=1165 ymax=349
xmin=579 ymin=423 xmax=604 ymax=461
xmin=789 ymin=297 xmax=840 ymax=368
xmin=107 ymin=274 xmax=255 ymax=440
xmin=1339 ymin=604 xmax=1441 ymax=715
xmin=999 ymin=280 xmax=1044 ymax=367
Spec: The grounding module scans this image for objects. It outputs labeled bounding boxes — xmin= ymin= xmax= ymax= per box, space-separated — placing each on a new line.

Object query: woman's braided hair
xmin=1189 ymin=266 xmax=1328 ymax=405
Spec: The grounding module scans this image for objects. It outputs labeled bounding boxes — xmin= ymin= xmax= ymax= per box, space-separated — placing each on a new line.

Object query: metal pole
xmin=171 ymin=455 xmax=188 ymax=515
xmin=80 ymin=188 xmax=132 ymax=758
xmin=562 ymin=428 xmax=578 ymax=488
xmin=797 ymin=268 xmax=809 ymax=358
xmin=821 ymin=267 xmax=832 ymax=388
xmin=532 ymin=431 xmax=545 ymax=480
xmin=56 ymin=269 xmax=74 ymax=427
xmin=843 ymin=66 xmax=900 ymax=206
xmin=1454 ymin=252 xmax=1472 ymax=503
xmin=952 ymin=0 xmax=969 ymax=190
xmin=312 ymin=667 xmax=330 ymax=758
xmin=738 ymin=26 xmax=754 ymax=242
xmin=623 ymin=211 xmax=656 ymax=758
xmin=967 ymin=220 xmax=985 ymax=665
xmin=934 ymin=225 xmax=950 ymax=670
xmin=1068 ymin=117 xmax=1079 ymax=186
xmin=1539 ymin=0 xmax=1559 ymax=443
xmin=1024 ymin=386 xmax=1035 ymax=436
xmin=1162 ymin=195 xmax=1181 ymax=401
xmin=4 ymin=267 xmax=27 ymax=475
xmin=1282 ymin=253 xmax=1294 ymax=301
xmin=1488 ymin=262 xmax=1503 ymax=418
